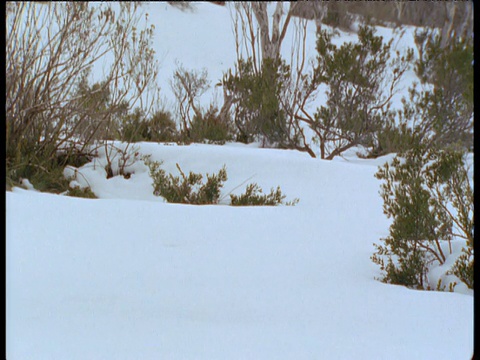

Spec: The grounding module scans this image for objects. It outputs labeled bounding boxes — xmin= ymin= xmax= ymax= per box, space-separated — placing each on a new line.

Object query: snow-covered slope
xmin=6 ymin=143 xmax=474 ymax=360
xmin=6 ymin=3 xmax=473 ymax=359
xmin=147 ymin=2 xmax=418 ymax=115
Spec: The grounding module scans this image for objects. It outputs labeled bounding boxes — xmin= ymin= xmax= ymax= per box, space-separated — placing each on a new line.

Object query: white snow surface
xmin=6 ymin=3 xmax=473 ymax=359
xmin=147 ymin=2 xmax=419 ymax=117
xmin=6 ymin=142 xmax=474 ymax=360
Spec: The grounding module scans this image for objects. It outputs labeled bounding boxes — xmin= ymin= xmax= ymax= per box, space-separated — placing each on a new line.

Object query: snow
xmin=6 ymin=142 xmax=474 ymax=359
xmin=6 ymin=3 xmax=473 ymax=360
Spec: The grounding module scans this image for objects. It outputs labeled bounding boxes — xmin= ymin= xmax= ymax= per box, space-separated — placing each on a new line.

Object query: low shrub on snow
xmin=144 ymin=157 xmax=227 ymax=205
xmin=144 ymin=157 xmax=298 ymax=206
xmin=230 ymin=183 xmax=299 ymax=206
xmin=371 ymin=145 xmax=474 ymax=290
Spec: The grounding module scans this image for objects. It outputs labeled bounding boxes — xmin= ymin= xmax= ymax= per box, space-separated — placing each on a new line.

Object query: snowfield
xmin=6 ymin=143 xmax=474 ymax=360
xmin=6 ymin=2 xmax=473 ymax=359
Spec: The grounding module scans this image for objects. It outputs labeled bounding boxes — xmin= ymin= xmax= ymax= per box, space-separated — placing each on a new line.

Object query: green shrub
xmin=8 ymin=162 xmax=71 ymax=194
xmin=362 ymin=121 xmax=418 ymax=158
xmin=313 ymin=24 xmax=413 ymax=159
xmin=144 ymin=158 xmax=227 ymax=205
xmin=370 ymin=56 xmax=475 ymax=158
xmin=448 ymin=245 xmax=474 ymax=290
xmin=55 ymin=150 xmax=92 ymax=168
xmin=118 ymin=108 xmax=178 ymax=143
xmin=223 ymin=57 xmax=290 ymax=145
xmin=400 ymin=30 xmax=474 ymax=151
xmin=147 ymin=110 xmax=178 ymax=142
xmin=144 ymin=158 xmax=299 ymax=207
xmin=6 ymin=140 xmax=96 ymax=194
xmin=6 ymin=3 xmax=160 ymax=187
xmin=189 ymin=105 xmax=233 ymax=144
xmin=117 ymin=108 xmax=145 ymax=142
xmin=434 ymin=150 xmax=474 ymax=289
xmin=372 ymin=145 xmax=474 ymax=290
xmin=230 ymin=183 xmax=299 ymax=206
xmin=66 ymin=186 xmax=97 ymax=199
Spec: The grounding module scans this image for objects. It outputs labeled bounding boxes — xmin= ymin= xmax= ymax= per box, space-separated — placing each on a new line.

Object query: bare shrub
xmin=6 ymin=2 xmax=160 ymax=188
xmin=171 ymin=64 xmax=210 ymax=138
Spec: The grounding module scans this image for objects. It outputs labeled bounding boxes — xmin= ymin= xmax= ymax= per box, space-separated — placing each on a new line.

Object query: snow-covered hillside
xmin=6 ymin=3 xmax=473 ymax=360
xmin=147 ymin=2 xmax=418 ymax=115
xmin=6 ymin=142 xmax=474 ymax=360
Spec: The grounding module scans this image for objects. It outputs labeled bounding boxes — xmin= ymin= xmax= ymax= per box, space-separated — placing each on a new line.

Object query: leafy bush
xmin=373 ymin=29 xmax=473 ymax=157
xmin=66 ymin=186 xmax=97 ymax=199
xmin=448 ymin=244 xmax=474 ymax=290
xmin=119 ymin=109 xmax=178 ymax=143
xmin=434 ymin=150 xmax=474 ymax=289
xmin=63 ymin=165 xmax=97 ymax=198
xmin=6 ymin=139 xmax=95 ymax=194
xmin=6 ymin=2 xmax=160 ymax=188
xmin=362 ymin=121 xmax=418 ymax=159
xmin=312 ymin=25 xmax=412 ymax=159
xmin=117 ymin=108 xmax=147 ymax=142
xmin=8 ymin=163 xmax=72 ymax=194
xmin=144 ymin=158 xmax=299 ymax=207
xmin=144 ymin=158 xmax=227 ymax=205
xmin=188 ymin=105 xmax=234 ymax=144
xmin=401 ymin=31 xmax=474 ymax=151
xmin=372 ymin=145 xmax=474 ymax=290
xmin=147 ymin=110 xmax=178 ymax=142
xmin=170 ymin=65 xmax=236 ymax=144
xmin=230 ymin=183 xmax=298 ymax=206
xmin=223 ymin=57 xmax=290 ymax=145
